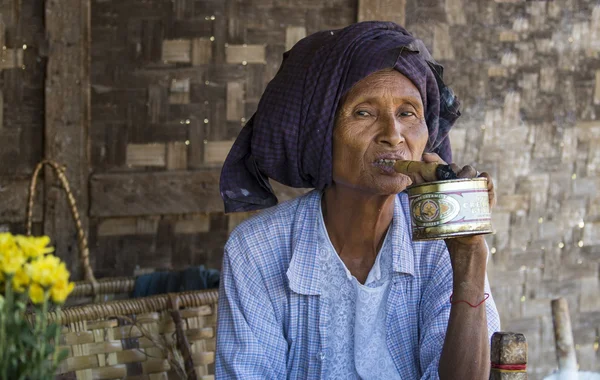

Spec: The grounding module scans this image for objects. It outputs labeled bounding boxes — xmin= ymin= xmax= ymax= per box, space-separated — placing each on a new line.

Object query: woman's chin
xmin=372 ymin=176 xmax=412 ymax=195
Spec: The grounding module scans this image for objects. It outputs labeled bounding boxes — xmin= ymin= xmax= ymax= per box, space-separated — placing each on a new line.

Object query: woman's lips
xmin=373 ymin=159 xmax=399 ymax=174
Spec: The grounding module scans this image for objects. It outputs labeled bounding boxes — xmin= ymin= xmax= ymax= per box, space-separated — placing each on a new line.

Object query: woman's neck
xmin=321 ymin=186 xmax=396 ymax=283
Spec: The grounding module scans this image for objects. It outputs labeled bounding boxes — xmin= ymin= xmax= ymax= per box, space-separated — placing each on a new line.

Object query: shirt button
xmin=318 ymin=351 xmax=326 ymax=361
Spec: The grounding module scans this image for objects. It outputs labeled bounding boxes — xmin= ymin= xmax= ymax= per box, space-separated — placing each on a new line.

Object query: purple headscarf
xmin=220 ymin=21 xmax=460 ymax=212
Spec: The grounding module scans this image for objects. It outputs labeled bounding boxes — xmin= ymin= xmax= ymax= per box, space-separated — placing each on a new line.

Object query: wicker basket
xmin=52 ymin=290 xmax=218 ymax=380
xmin=26 ymin=161 xmax=219 ymax=379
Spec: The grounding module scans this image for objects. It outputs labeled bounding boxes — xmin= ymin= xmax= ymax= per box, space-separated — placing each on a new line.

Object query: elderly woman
xmin=216 ymin=21 xmax=500 ymax=379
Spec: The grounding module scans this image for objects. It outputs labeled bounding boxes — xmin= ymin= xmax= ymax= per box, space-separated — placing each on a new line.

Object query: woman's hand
xmin=395 ymin=152 xmax=496 ymax=262
xmin=418 ymin=152 xmax=495 ymax=251
xmin=394 ymin=152 xmax=496 ymax=250
xmin=420 ymin=152 xmax=496 ymax=209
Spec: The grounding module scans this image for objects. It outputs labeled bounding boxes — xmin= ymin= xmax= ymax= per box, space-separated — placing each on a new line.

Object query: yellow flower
xmin=0 ymin=249 xmax=25 ymax=275
xmin=0 ymin=233 xmax=25 ymax=274
xmin=0 ymin=232 xmax=16 ymax=251
xmin=50 ymin=278 xmax=75 ymax=304
xmin=51 ymin=262 xmax=70 ymax=286
xmin=15 ymin=235 xmax=54 ymax=259
xmin=11 ymin=267 xmax=30 ymax=293
xmin=29 ymin=283 xmax=46 ymax=304
xmin=28 ymin=255 xmax=65 ymax=288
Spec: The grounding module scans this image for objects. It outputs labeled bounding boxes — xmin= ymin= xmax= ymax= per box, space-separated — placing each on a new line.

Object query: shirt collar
xmin=287 ymin=191 xmax=415 ymax=296
xmin=392 ymin=192 xmax=415 ymax=277
xmin=286 ymin=190 xmax=323 ymax=295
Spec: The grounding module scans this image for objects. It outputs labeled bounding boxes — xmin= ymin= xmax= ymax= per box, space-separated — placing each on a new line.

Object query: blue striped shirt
xmin=216 ymin=190 xmax=500 ymax=379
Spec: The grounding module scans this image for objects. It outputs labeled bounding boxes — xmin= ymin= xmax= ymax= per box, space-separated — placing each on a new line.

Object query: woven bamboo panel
xmin=88 ymin=0 xmax=350 ymax=277
xmin=90 ymin=0 xmax=356 ymax=171
xmin=402 ymin=0 xmax=600 ymax=377
xmin=358 ymin=0 xmax=406 ymax=26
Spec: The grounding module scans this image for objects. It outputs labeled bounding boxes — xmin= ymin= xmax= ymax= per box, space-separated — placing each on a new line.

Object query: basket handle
xmin=26 ymin=160 xmax=98 ymax=288
xmin=168 ymin=293 xmax=198 ymax=380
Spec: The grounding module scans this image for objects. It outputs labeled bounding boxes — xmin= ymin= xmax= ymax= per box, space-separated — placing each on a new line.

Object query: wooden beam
xmin=175 ymin=214 xmax=210 ymax=234
xmin=44 ymin=0 xmax=91 ymax=280
xmin=0 ymin=179 xmax=43 ymax=223
xmin=90 ymin=170 xmax=222 ymax=217
xmin=0 ymin=89 xmax=3 ymax=129
xmin=90 ymin=170 xmax=309 ymax=217
xmin=490 ymin=332 xmax=528 ymax=380
xmin=551 ymin=298 xmax=577 ymax=372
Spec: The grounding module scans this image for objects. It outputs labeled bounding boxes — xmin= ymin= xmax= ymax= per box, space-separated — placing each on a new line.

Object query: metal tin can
xmin=407 ymin=177 xmax=493 ymax=241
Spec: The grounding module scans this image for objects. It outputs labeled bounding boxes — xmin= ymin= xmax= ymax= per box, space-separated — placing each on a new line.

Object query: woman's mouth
xmin=374 ymin=158 xmax=397 ymax=167
xmin=373 ymin=158 xmax=398 ymax=173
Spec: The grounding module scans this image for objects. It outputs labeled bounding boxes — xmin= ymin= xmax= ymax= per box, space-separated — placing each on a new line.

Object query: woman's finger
xmin=449 ymin=163 xmax=461 ymax=176
xmin=397 ymin=169 xmax=425 ymax=186
xmin=478 ymin=172 xmax=496 ymax=209
xmin=456 ymin=165 xmax=477 ymax=179
xmin=422 ymin=152 xmax=447 ymax=165
xmin=411 ymin=172 xmax=426 ymax=186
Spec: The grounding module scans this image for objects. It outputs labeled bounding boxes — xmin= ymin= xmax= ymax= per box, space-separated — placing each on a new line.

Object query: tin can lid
xmin=407 ymin=177 xmax=488 ymax=196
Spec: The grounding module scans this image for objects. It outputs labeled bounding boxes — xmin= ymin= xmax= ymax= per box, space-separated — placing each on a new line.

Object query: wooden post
xmin=551 ymin=298 xmax=578 ymax=379
xmin=44 ymin=0 xmax=91 ymax=280
xmin=490 ymin=332 xmax=528 ymax=379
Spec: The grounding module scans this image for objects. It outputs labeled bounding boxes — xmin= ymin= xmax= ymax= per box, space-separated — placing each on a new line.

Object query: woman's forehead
xmin=344 ymin=69 xmax=422 ymax=104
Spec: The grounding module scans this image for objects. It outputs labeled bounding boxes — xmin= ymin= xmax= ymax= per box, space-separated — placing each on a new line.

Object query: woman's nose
xmin=376 ymin=113 xmax=405 ymax=146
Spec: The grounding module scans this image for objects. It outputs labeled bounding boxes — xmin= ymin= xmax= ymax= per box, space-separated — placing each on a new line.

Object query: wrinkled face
xmin=332 ymin=69 xmax=429 ymax=195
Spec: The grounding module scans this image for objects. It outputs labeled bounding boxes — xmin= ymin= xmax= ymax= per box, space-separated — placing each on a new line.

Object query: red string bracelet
xmin=449 ymin=292 xmax=490 ymax=308
xmin=490 ymin=363 xmax=527 ymax=372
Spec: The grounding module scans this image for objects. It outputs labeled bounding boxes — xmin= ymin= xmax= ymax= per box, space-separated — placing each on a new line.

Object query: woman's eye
xmin=356 ymin=110 xmax=371 ymax=117
xmin=399 ymin=111 xmax=415 ymax=117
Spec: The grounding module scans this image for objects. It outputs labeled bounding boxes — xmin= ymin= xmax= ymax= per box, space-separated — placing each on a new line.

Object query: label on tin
xmin=409 ymin=190 xmax=490 ymax=228
xmin=411 ymin=193 xmax=460 ymax=227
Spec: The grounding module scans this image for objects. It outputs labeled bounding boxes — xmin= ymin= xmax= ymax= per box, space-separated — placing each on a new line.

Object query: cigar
xmin=393 ymin=160 xmax=458 ymax=181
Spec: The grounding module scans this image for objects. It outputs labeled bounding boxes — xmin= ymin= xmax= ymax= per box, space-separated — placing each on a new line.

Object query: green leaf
xmin=44 ymin=323 xmax=59 ymax=338
xmin=19 ymin=333 xmax=37 ymax=348
xmin=56 ymin=348 xmax=69 ymax=362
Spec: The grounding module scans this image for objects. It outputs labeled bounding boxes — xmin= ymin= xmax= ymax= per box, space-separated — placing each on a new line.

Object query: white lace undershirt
xmin=317 ymin=202 xmax=402 ymax=380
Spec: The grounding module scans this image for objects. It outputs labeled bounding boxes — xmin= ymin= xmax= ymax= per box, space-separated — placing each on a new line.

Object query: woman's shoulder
xmin=225 ymin=190 xmax=319 ymax=257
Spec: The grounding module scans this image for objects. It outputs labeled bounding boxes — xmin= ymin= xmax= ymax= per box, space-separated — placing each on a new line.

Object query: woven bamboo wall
xmin=416 ymin=1 xmax=600 ymax=377
xmin=0 ymin=0 xmax=599 ymax=378
xmin=87 ymin=0 xmax=355 ymax=278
